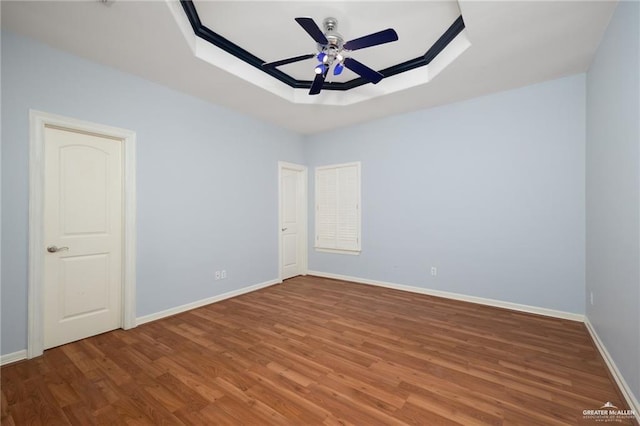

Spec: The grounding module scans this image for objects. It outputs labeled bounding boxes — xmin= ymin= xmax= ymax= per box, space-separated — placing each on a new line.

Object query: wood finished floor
xmin=1 ymin=276 xmax=636 ymax=425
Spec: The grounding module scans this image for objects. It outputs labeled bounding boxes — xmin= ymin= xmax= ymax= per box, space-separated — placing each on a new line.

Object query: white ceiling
xmin=173 ymin=1 xmax=470 ymax=106
xmin=192 ymin=1 xmax=462 ymax=82
xmin=1 ymin=1 xmax=617 ymax=134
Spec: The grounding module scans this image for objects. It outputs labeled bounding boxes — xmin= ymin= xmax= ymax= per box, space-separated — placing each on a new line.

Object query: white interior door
xmin=280 ymin=163 xmax=306 ymax=280
xmin=43 ymin=126 xmax=123 ymax=349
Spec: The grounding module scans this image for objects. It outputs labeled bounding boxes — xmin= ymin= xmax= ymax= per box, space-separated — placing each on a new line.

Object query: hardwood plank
xmin=212 ymin=379 xmax=292 ymax=424
xmin=2 ymin=276 xmax=637 ymax=425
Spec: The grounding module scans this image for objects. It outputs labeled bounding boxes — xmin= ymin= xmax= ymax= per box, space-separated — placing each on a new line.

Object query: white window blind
xmin=315 ymin=162 xmax=361 ymax=253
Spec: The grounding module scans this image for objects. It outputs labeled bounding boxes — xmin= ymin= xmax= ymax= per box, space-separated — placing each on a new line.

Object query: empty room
xmin=1 ymin=0 xmax=639 ymax=424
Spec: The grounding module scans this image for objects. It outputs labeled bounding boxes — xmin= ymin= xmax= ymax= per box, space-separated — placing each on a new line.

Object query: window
xmin=315 ymin=162 xmax=361 ymax=254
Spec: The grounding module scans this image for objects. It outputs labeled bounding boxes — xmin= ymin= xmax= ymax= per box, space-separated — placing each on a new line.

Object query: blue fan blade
xmin=344 ymin=28 xmax=398 ymax=51
xmin=263 ymin=53 xmax=315 ymax=68
xmin=343 ymin=57 xmax=384 ymax=84
xmin=309 ymin=72 xmax=326 ymax=95
xmin=295 ymin=17 xmax=328 ymax=45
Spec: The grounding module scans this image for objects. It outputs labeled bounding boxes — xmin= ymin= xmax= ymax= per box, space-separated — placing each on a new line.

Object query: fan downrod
xmin=321 ymin=17 xmax=344 ymax=52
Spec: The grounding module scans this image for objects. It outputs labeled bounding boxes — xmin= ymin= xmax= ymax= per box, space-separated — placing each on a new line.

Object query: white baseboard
xmin=1 ymin=350 xmax=27 ymax=366
xmin=584 ymin=318 xmax=640 ymax=420
xmin=307 ymin=270 xmax=584 ymax=322
xmin=136 ymin=279 xmax=281 ymax=326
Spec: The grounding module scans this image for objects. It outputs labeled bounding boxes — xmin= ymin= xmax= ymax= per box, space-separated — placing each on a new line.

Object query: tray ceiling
xmin=1 ymin=1 xmax=618 ymax=133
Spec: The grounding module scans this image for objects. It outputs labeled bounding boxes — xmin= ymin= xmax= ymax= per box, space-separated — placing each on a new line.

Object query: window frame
xmin=314 ymin=161 xmax=362 ymax=255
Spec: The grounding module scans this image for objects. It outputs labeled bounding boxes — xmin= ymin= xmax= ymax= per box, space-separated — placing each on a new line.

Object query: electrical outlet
xmin=221 ymin=270 xmax=227 ymax=279
xmin=215 ymin=271 xmax=221 ymax=280
xmin=590 ymin=291 xmax=594 ymax=306
xmin=431 ymin=266 xmax=437 ymax=277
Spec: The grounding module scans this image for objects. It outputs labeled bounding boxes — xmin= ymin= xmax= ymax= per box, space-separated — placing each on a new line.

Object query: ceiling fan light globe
xmin=333 ymin=63 xmax=344 ymax=76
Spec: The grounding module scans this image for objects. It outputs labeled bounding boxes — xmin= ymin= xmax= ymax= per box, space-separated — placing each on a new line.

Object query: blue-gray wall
xmin=305 ymin=75 xmax=586 ymax=315
xmin=1 ymin=32 xmax=304 ymax=355
xmin=586 ymin=0 xmax=640 ymax=405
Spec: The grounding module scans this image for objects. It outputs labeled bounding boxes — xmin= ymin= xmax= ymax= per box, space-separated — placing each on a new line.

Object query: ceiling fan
xmin=262 ymin=17 xmax=399 ymax=95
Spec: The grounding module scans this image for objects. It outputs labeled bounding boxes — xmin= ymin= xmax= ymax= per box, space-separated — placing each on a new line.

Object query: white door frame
xmin=278 ymin=161 xmax=308 ymax=281
xmin=28 ymin=110 xmax=137 ymax=358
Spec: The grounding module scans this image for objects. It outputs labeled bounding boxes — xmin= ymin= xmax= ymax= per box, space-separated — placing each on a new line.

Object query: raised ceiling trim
xmin=179 ymin=0 xmax=465 ymax=93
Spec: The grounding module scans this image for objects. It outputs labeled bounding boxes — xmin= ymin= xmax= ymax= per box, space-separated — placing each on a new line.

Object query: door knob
xmin=47 ymin=245 xmax=69 ymax=253
xmin=281 ymin=227 xmax=288 ymax=231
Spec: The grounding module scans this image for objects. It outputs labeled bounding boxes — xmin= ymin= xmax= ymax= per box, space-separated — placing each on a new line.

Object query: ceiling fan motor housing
xmin=319 ymin=17 xmax=344 ymax=56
